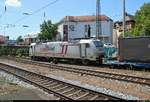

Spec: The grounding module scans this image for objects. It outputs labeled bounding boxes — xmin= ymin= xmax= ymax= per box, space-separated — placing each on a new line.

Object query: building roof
xmin=58 ymin=15 xmax=113 ymax=24
xmin=0 ymin=35 xmax=4 ymax=37
xmin=114 ymin=13 xmax=135 ymax=27
xmin=24 ymin=33 xmax=39 ymax=39
xmin=115 ymin=13 xmax=135 ymax=23
xmin=124 ymin=14 xmax=134 ymax=21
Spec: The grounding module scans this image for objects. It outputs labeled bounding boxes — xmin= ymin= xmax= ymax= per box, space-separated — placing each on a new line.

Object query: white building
xmin=24 ymin=33 xmax=39 ymax=45
xmin=57 ymin=15 xmax=113 ymax=43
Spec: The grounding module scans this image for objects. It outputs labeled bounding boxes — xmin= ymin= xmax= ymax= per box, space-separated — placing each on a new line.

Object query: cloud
xmin=5 ymin=0 xmax=21 ymax=7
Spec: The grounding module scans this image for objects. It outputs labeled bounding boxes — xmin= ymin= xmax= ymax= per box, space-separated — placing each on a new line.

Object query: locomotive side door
xmin=29 ymin=45 xmax=35 ymax=57
xmin=80 ymin=44 xmax=87 ymax=58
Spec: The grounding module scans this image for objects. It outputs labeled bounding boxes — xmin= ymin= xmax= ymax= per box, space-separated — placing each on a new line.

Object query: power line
xmin=14 ymin=0 xmax=60 ymax=24
xmin=33 ymin=0 xmax=59 ymax=15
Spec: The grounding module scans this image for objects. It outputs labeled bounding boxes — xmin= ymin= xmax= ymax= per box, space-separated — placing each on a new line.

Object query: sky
xmin=0 ymin=0 xmax=150 ymax=40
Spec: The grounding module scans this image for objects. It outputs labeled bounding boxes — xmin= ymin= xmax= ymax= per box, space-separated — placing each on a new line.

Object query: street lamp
xmin=22 ymin=13 xmax=31 ymax=28
xmin=23 ymin=13 xmax=32 ymax=15
xmin=22 ymin=25 xmax=29 ymax=28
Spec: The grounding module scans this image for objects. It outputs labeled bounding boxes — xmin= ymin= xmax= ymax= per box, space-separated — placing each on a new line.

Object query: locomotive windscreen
xmin=94 ymin=41 xmax=103 ymax=47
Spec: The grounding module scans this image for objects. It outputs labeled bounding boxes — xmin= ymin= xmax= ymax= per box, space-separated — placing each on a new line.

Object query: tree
xmin=129 ymin=3 xmax=150 ymax=36
xmin=16 ymin=36 xmax=24 ymax=44
xmin=39 ymin=20 xmax=58 ymax=41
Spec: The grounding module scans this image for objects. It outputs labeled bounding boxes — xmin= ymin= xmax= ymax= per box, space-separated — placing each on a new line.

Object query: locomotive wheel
xmin=82 ymin=59 xmax=89 ymax=65
xmin=70 ymin=59 xmax=77 ymax=64
xmin=99 ymin=59 xmax=103 ymax=64
xmin=48 ymin=58 xmax=53 ymax=63
xmin=53 ymin=58 xmax=58 ymax=64
xmin=31 ymin=56 xmax=34 ymax=60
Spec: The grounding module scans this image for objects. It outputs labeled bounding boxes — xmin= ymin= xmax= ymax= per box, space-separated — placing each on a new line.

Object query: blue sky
xmin=0 ymin=0 xmax=149 ymax=40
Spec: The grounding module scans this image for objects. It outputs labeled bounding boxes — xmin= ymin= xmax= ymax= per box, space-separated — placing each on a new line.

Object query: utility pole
xmin=96 ymin=0 xmax=101 ymax=39
xmin=122 ymin=0 xmax=126 ymax=37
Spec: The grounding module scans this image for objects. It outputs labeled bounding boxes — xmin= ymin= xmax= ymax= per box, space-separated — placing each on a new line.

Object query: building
xmin=6 ymin=40 xmax=17 ymax=45
xmin=57 ymin=15 xmax=113 ymax=43
xmin=0 ymin=35 xmax=9 ymax=45
xmin=113 ymin=13 xmax=135 ymax=47
xmin=24 ymin=33 xmax=39 ymax=45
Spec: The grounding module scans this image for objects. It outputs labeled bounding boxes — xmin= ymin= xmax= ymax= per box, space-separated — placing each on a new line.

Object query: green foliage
xmin=0 ymin=46 xmax=29 ymax=57
xmin=130 ymin=3 xmax=150 ymax=36
xmin=39 ymin=20 xmax=58 ymax=41
xmin=16 ymin=36 xmax=24 ymax=44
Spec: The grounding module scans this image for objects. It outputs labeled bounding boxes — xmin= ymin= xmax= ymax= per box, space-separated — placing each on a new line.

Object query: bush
xmin=0 ymin=45 xmax=29 ymax=57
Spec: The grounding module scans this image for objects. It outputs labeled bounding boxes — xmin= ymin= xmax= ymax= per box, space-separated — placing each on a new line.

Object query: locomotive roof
xmin=30 ymin=39 xmax=101 ymax=46
xmin=79 ymin=39 xmax=100 ymax=43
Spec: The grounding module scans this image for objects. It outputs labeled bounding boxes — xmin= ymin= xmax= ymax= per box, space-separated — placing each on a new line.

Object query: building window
xmin=69 ymin=25 xmax=75 ymax=31
xmin=87 ymin=25 xmax=91 ymax=38
xmin=85 ymin=25 xmax=88 ymax=32
xmin=84 ymin=24 xmax=91 ymax=38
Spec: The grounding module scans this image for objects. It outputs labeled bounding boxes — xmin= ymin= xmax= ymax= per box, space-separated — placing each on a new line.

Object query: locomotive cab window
xmin=86 ymin=43 xmax=90 ymax=48
xmin=94 ymin=41 xmax=103 ymax=47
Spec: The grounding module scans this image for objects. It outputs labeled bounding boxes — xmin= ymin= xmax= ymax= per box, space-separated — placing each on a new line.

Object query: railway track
xmin=0 ymin=62 xmax=122 ymax=100
xmin=5 ymin=57 xmax=150 ymax=86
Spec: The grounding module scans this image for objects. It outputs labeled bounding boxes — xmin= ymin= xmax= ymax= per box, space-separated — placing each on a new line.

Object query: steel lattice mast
xmin=96 ymin=0 xmax=101 ymax=39
xmin=122 ymin=0 xmax=126 ymax=37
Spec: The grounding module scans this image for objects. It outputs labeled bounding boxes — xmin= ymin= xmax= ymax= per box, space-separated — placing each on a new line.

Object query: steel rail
xmin=3 ymin=57 xmax=150 ymax=86
xmin=0 ymin=62 xmax=122 ymax=100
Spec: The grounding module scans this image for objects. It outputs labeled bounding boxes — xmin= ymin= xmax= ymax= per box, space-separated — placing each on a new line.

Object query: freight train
xmin=29 ymin=39 xmax=105 ymax=65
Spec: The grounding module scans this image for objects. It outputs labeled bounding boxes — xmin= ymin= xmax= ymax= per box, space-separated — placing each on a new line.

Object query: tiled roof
xmin=58 ymin=15 xmax=113 ymax=24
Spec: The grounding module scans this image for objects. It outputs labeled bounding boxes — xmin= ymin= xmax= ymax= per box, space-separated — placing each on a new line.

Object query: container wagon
xmin=118 ymin=37 xmax=150 ymax=63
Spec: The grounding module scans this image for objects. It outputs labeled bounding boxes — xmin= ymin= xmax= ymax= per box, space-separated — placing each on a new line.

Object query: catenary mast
xmin=122 ymin=0 xmax=126 ymax=37
xmin=96 ymin=0 xmax=101 ymax=39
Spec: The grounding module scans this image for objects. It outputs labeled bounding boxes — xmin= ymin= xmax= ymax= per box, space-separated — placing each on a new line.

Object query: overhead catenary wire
xmin=0 ymin=0 xmax=60 ymax=32
xmin=14 ymin=0 xmax=60 ymax=24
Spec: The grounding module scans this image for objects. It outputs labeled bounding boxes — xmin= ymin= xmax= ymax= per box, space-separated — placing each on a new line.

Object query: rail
xmin=0 ymin=62 xmax=122 ymax=100
xmin=3 ymin=57 xmax=150 ymax=86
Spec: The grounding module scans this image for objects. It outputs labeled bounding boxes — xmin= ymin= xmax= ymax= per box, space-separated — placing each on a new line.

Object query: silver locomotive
xmin=29 ymin=39 xmax=105 ymax=64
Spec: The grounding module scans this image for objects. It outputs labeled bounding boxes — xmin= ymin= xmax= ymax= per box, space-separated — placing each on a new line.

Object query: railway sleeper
xmin=74 ymin=92 xmax=90 ymax=100
xmin=47 ymin=82 xmax=60 ymax=88
xmin=80 ymin=94 xmax=97 ymax=100
xmin=50 ymin=84 xmax=64 ymax=90
xmin=36 ymin=79 xmax=51 ymax=84
xmin=61 ymin=88 xmax=75 ymax=94
xmin=89 ymin=95 xmax=99 ymax=100
xmin=67 ymin=90 xmax=82 ymax=97
xmin=63 ymin=88 xmax=80 ymax=96
xmin=40 ymin=81 xmax=54 ymax=86
xmin=54 ymin=86 xmax=70 ymax=92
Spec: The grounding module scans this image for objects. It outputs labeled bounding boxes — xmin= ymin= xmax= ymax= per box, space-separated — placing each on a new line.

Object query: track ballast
xmin=0 ymin=62 xmax=122 ymax=100
xmin=4 ymin=57 xmax=150 ymax=86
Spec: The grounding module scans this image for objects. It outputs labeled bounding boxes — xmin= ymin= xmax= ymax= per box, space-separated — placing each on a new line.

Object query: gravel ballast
xmin=0 ymin=71 xmax=57 ymax=100
xmin=0 ymin=59 xmax=149 ymax=100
